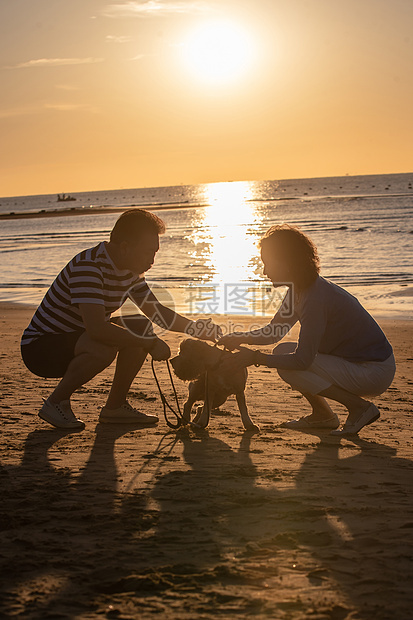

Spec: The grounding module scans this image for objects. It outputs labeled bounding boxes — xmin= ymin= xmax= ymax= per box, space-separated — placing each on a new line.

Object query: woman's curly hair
xmin=259 ymin=224 xmax=320 ymax=289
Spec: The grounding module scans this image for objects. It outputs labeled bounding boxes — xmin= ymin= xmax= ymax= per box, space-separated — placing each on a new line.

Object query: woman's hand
xmin=217 ymin=332 xmax=247 ymax=351
xmin=218 ymin=346 xmax=265 ymax=372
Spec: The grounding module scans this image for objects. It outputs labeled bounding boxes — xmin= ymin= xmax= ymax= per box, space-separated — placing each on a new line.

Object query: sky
xmin=1 ymin=0 xmax=412 ymax=197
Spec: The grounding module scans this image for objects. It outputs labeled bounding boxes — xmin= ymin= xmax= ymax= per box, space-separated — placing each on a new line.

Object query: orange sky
xmin=1 ymin=0 xmax=412 ymax=197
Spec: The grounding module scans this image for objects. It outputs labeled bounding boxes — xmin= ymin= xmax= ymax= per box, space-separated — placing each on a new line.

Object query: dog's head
xmin=170 ymin=338 xmax=220 ymax=381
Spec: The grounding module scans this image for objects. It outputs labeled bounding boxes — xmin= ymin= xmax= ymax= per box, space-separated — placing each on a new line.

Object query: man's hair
xmin=110 ymin=209 xmax=165 ymax=244
xmin=259 ymin=224 xmax=320 ymax=289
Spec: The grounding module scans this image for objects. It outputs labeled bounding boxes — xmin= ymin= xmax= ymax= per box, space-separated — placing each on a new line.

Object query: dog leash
xmin=151 ymin=343 xmax=229 ymax=430
xmin=151 ymin=358 xmax=184 ymax=429
xmin=124 ymin=433 xmax=181 ymax=493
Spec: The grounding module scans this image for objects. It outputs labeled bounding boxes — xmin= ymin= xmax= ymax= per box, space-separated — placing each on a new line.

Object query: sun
xmin=183 ymin=20 xmax=255 ymax=86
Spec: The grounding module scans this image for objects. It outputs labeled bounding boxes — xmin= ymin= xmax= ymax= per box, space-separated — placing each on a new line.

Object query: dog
xmin=169 ymin=338 xmax=259 ymax=431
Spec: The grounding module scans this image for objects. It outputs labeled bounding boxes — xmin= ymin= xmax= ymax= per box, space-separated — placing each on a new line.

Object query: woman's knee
xmin=277 ymin=367 xmax=296 ymax=386
xmin=272 ymin=341 xmax=297 ymax=355
xmin=272 ymin=342 xmax=298 ymax=386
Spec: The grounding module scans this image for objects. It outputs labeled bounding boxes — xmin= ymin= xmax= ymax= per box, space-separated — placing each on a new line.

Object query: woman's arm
xmin=265 ymin=292 xmax=326 ymax=370
xmin=219 ymin=285 xmax=328 ymax=371
xmin=218 ymin=319 xmax=296 ymax=349
xmin=218 ymin=286 xmax=298 ymax=349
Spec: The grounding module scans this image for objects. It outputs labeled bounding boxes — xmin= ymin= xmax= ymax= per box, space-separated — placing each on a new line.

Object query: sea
xmin=1 ymin=172 xmax=412 ymax=321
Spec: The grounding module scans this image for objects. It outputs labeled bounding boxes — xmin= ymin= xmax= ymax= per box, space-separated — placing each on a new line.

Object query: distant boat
xmin=57 ymin=194 xmax=76 ymax=202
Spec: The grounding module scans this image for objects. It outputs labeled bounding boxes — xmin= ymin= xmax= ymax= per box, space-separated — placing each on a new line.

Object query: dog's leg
xmin=191 ymin=384 xmax=213 ymax=429
xmin=192 ymin=404 xmax=204 ymax=425
xmin=191 ymin=402 xmax=211 ymax=429
xmin=236 ymin=391 xmax=260 ymax=432
xmin=182 ymin=381 xmax=198 ymax=424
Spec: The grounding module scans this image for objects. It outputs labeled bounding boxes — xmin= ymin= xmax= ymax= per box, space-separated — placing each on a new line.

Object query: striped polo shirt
xmin=21 ymin=242 xmax=150 ymax=345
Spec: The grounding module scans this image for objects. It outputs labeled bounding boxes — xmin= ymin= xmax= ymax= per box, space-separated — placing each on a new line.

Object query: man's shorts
xmin=21 ymin=314 xmax=153 ymax=379
xmin=21 ymin=330 xmax=85 ymax=378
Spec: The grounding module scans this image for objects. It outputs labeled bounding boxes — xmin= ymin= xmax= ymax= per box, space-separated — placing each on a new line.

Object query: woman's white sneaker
xmin=39 ymin=398 xmax=85 ymax=430
xmin=282 ymin=415 xmax=339 ymax=430
xmin=330 ymin=403 xmax=380 ymax=436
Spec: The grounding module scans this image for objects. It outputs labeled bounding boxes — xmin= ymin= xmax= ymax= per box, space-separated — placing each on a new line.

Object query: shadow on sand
xmin=1 ymin=425 xmax=412 ymax=618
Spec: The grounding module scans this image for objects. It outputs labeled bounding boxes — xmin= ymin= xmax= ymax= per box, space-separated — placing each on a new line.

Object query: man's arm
xmin=137 ymin=291 xmax=193 ymax=333
xmin=134 ymin=290 xmax=222 ymax=341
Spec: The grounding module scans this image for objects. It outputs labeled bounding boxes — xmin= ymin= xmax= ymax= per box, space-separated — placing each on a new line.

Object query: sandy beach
xmin=1 ymin=303 xmax=412 ymax=619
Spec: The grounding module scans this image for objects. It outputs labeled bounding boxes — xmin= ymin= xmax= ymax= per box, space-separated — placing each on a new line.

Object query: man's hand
xmin=217 ymin=332 xmax=247 ymax=351
xmin=186 ymin=318 xmax=223 ymax=342
xmin=148 ymin=338 xmax=171 ymax=361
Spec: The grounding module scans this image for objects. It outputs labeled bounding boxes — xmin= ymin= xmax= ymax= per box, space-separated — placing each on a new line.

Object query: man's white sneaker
xmin=39 ymin=398 xmax=85 ymax=430
xmin=99 ymin=401 xmax=159 ymax=424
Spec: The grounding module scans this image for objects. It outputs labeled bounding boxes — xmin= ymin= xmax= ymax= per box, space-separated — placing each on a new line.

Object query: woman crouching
xmin=218 ymin=225 xmax=395 ymax=436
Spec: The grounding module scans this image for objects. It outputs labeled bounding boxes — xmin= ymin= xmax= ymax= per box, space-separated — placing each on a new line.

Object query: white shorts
xmin=273 ymin=342 xmax=396 ymax=397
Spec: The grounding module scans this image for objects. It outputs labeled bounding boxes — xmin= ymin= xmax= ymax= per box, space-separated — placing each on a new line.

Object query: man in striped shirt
xmin=21 ymin=209 xmax=221 ymax=430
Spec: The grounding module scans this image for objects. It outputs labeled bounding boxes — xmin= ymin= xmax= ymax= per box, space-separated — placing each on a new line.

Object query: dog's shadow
xmin=147 ymin=428 xmax=261 ymax=568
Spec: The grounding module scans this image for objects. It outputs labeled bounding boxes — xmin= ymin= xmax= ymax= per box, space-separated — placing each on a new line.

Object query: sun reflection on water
xmin=185 ymin=181 xmax=266 ymax=313
xmin=192 ymin=181 xmax=260 ymax=283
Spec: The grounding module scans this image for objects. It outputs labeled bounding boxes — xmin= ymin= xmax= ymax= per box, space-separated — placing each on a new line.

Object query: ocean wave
xmin=0 ymin=173 xmax=412 ymax=314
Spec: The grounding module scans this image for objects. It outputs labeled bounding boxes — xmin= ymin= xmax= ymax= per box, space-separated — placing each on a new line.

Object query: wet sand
xmin=1 ymin=304 xmax=412 ymax=619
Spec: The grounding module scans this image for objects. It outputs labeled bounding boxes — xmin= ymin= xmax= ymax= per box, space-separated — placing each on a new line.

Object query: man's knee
xmin=112 ymin=314 xmax=154 ymax=338
xmin=75 ymin=333 xmax=117 ymax=367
